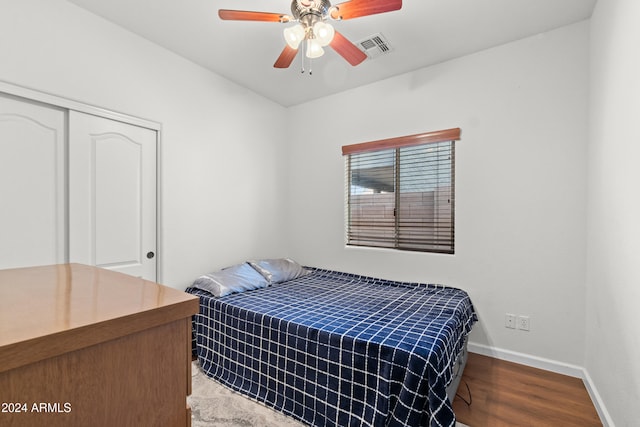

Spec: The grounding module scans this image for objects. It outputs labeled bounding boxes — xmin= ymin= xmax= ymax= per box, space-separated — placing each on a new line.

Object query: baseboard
xmin=467 ymin=342 xmax=584 ymax=377
xmin=467 ymin=342 xmax=614 ymax=427
xmin=582 ymin=369 xmax=615 ymax=427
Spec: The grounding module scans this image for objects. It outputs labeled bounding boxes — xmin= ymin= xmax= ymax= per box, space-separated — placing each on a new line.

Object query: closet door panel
xmin=0 ymin=95 xmax=66 ymax=269
xmin=69 ymin=111 xmax=157 ymax=281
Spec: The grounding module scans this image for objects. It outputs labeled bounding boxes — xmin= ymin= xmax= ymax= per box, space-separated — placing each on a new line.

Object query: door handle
xmin=146 ymin=251 xmax=155 ymax=259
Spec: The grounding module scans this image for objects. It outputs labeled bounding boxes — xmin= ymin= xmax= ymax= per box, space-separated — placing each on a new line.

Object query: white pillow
xmin=191 ymin=263 xmax=269 ymax=297
xmin=248 ymin=258 xmax=310 ymax=283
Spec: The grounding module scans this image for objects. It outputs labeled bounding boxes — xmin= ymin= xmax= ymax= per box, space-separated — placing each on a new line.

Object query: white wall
xmin=0 ymin=0 xmax=289 ymax=289
xmin=587 ymin=0 xmax=640 ymax=425
xmin=285 ymin=22 xmax=590 ymax=366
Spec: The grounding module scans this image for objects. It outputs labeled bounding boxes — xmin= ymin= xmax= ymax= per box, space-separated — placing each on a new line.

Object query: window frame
xmin=343 ymin=128 xmax=460 ymax=254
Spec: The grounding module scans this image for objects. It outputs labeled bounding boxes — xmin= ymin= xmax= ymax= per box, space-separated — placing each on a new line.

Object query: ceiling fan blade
xmin=330 ymin=0 xmax=402 ymax=20
xmin=330 ymin=31 xmax=367 ymax=66
xmin=219 ymin=9 xmax=291 ymax=23
xmin=274 ymin=45 xmax=299 ymax=68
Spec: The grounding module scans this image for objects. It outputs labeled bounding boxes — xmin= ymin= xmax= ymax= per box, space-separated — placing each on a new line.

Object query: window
xmin=343 ymin=128 xmax=460 ymax=254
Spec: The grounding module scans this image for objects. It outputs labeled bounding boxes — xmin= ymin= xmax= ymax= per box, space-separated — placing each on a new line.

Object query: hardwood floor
xmin=452 ymin=353 xmax=602 ymax=427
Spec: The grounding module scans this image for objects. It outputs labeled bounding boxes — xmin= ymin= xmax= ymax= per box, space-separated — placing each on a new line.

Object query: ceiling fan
xmin=219 ymin=0 xmax=402 ymax=69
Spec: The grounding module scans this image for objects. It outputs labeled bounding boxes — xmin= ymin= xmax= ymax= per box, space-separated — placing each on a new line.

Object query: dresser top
xmin=0 ymin=263 xmax=198 ymax=372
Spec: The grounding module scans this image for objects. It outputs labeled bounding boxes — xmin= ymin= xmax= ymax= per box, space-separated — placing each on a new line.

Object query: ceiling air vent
xmin=357 ymin=33 xmax=393 ymax=59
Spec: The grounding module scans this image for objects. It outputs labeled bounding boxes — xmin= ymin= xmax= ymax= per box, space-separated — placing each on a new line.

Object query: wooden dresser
xmin=0 ymin=264 xmax=199 ymax=427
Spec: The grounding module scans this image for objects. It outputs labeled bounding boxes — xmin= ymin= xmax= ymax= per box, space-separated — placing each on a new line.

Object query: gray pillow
xmin=248 ymin=258 xmax=310 ymax=283
xmin=191 ymin=263 xmax=269 ymax=297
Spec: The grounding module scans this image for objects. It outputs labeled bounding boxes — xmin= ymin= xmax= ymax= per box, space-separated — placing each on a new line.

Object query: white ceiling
xmin=67 ymin=0 xmax=597 ymax=107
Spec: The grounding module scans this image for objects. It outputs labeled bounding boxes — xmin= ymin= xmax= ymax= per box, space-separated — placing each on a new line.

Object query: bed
xmin=186 ymin=260 xmax=477 ymax=427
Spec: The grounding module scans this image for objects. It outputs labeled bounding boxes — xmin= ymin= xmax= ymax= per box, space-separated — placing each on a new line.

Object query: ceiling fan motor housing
xmin=291 ymin=0 xmax=332 ymax=21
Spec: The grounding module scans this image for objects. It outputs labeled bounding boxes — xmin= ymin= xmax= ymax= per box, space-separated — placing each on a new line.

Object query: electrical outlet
xmin=518 ymin=315 xmax=530 ymax=331
xmin=505 ymin=313 xmax=516 ymax=329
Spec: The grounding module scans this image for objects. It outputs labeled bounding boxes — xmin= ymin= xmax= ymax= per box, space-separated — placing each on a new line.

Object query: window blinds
xmin=343 ymin=128 xmax=459 ymax=254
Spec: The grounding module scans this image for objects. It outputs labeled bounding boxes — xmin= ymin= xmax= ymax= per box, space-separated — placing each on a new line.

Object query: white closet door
xmin=0 ymin=94 xmax=66 ymax=269
xmin=69 ymin=111 xmax=157 ymax=281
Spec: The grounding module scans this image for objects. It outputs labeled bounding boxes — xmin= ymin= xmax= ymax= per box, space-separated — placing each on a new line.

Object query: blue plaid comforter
xmin=187 ymin=268 xmax=477 ymax=427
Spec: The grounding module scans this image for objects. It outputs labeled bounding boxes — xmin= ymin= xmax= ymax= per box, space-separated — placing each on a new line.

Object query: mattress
xmin=187 ymin=267 xmax=476 ymax=427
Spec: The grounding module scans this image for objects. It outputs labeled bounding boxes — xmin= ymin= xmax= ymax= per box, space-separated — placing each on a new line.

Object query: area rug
xmin=189 ymin=361 xmax=470 ymax=427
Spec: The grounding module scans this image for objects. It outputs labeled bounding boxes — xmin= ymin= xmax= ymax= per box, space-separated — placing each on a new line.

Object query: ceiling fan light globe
xmin=313 ymin=21 xmax=335 ymax=46
xmin=306 ymin=39 xmax=325 ymax=58
xmin=283 ymin=24 xmax=305 ymax=49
